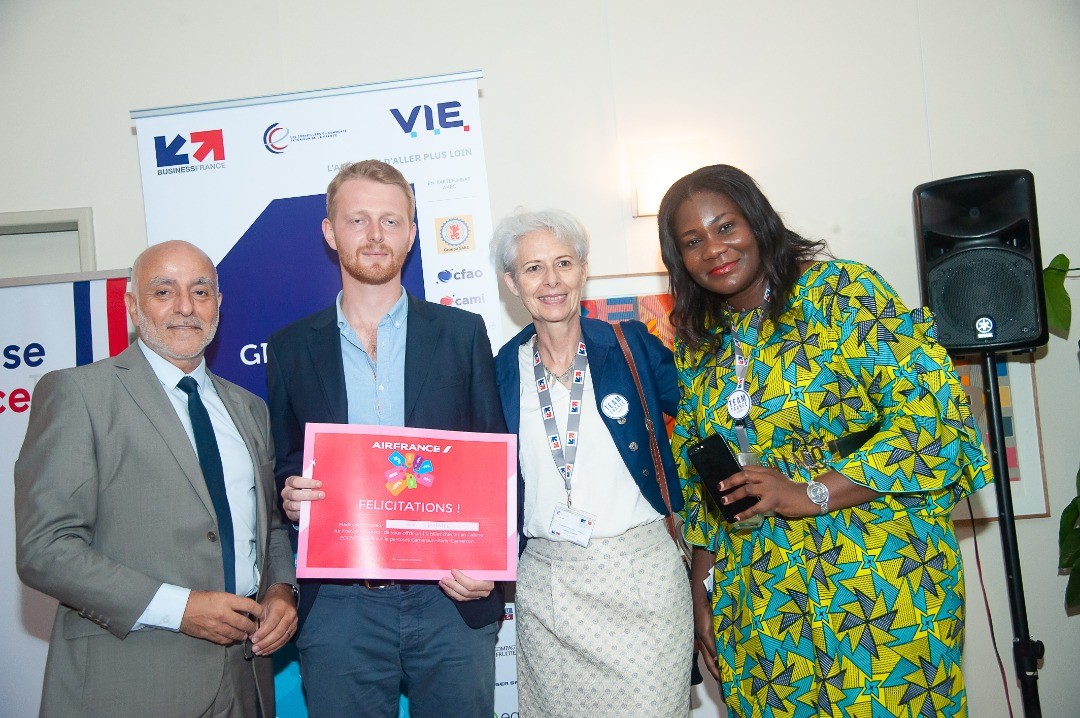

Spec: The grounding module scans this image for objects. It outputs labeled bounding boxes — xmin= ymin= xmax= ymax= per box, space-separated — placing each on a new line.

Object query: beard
xmin=136 ymin=306 xmax=219 ymax=364
xmin=339 ymin=243 xmax=408 ymax=285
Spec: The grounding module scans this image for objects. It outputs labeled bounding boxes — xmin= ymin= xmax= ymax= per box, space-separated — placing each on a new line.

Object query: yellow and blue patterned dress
xmin=674 ymin=260 xmax=991 ymax=718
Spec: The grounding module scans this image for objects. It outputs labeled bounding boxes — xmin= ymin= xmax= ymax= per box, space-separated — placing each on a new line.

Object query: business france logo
xmin=384 ymin=450 xmax=435 ymax=496
xmin=436 ymin=215 xmax=473 ymax=254
xmin=153 ymin=129 xmax=226 ymax=175
xmin=390 ymin=100 xmax=470 ymax=137
xmin=263 ymin=123 xmax=289 ymax=154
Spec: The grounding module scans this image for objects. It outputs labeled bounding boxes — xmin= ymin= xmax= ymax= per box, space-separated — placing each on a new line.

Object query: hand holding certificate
xmin=296 ymin=424 xmax=518 ymax=581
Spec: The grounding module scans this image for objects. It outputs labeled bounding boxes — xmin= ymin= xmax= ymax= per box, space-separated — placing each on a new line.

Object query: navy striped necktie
xmin=177 ymin=376 xmax=235 ymax=594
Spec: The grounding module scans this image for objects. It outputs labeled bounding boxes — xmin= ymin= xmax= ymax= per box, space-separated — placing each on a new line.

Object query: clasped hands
xmin=281 ymin=475 xmax=494 ymax=602
xmin=179 ymin=582 xmax=297 ymax=656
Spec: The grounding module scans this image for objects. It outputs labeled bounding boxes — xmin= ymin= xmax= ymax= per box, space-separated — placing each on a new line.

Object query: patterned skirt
xmin=516 ymin=520 xmax=694 ymax=718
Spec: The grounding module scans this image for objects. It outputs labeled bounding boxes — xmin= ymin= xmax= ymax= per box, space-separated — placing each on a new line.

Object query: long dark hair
xmin=657 ymin=164 xmax=826 ymax=350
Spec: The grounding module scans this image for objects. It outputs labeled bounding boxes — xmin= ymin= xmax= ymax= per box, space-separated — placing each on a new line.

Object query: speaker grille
xmin=928 ymin=248 xmax=1040 ymax=352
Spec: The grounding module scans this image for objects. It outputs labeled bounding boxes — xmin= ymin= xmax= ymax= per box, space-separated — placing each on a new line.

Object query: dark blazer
xmin=14 ymin=343 xmax=294 ymax=718
xmin=267 ymin=294 xmax=507 ymax=629
xmin=494 ymin=317 xmax=682 ymax=554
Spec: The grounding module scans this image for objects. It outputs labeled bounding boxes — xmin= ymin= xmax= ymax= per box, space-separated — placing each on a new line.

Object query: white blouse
xmin=517 ymin=343 xmax=662 ymax=541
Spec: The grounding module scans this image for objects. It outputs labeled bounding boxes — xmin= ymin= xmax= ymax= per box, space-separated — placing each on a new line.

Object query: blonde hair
xmin=326 ymin=160 xmax=415 ymax=221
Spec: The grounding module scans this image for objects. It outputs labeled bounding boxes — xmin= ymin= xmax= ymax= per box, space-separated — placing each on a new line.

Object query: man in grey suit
xmin=15 ymin=240 xmax=297 ymax=718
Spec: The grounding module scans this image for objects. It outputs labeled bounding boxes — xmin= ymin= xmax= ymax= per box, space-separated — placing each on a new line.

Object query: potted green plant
xmin=1045 ymin=253 xmax=1079 ymax=608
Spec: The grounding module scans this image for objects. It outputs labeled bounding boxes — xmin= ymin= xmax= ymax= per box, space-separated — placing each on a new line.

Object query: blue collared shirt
xmin=336 ymin=289 xmax=408 ymax=427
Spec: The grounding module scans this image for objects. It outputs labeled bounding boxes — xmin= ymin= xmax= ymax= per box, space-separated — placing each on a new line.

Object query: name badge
xmin=549 ymin=505 xmax=596 ymax=547
xmin=727 ymin=389 xmax=752 ymax=419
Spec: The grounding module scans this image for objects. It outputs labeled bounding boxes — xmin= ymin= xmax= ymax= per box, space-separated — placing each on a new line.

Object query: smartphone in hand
xmin=688 ymin=433 xmax=759 ymax=523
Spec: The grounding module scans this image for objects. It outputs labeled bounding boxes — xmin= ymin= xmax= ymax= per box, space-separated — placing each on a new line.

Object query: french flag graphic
xmin=72 ymin=277 xmax=130 ymax=365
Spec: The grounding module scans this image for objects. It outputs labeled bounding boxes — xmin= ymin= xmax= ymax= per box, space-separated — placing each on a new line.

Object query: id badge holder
xmin=731 ymin=452 xmax=765 ymax=532
xmin=549 ymin=505 xmax=596 ymax=547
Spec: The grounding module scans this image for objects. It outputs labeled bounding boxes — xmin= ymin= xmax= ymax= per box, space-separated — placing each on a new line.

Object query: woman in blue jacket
xmin=492 ymin=208 xmax=693 ymax=717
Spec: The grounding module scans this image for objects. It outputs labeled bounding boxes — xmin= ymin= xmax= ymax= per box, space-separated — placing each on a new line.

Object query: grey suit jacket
xmin=14 ymin=343 xmax=295 ymax=718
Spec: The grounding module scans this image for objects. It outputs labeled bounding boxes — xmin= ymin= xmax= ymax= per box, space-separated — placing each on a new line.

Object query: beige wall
xmin=2 ymin=0 xmax=1078 ymax=714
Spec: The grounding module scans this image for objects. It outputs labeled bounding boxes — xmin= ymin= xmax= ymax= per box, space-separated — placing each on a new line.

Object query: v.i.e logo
xmin=154 ymin=129 xmax=226 ymax=175
xmin=384 ymin=450 xmax=435 ymax=496
xmin=390 ymin=100 xmax=470 ymax=137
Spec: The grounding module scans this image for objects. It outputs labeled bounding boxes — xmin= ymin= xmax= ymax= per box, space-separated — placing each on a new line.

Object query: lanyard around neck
xmin=531 ymin=337 xmax=588 ymax=506
xmin=723 ymin=285 xmax=771 ymax=453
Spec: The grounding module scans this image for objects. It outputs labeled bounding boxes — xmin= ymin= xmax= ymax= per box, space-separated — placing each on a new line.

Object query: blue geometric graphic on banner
xmin=207 ymin=193 xmax=426 ymax=399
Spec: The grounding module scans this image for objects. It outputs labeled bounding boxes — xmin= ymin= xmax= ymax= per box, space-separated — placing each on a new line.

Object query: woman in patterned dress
xmin=656 ymin=165 xmax=991 ymax=718
xmin=491 ymin=209 xmax=694 ymax=717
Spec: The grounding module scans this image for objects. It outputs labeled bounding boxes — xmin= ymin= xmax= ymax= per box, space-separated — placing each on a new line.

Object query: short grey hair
xmin=490 ymin=208 xmax=590 ymax=277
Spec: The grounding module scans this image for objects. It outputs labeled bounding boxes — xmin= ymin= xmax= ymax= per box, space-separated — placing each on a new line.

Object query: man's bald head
xmin=125 ymin=241 xmax=222 ymax=373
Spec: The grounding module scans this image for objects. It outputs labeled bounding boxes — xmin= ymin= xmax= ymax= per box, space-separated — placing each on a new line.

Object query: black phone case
xmin=687 ymin=433 xmax=759 ymax=522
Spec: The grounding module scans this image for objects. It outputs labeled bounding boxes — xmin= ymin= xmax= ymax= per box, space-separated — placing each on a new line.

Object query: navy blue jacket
xmin=494 ymin=317 xmax=682 ymax=554
xmin=267 ymin=294 xmax=507 ymax=629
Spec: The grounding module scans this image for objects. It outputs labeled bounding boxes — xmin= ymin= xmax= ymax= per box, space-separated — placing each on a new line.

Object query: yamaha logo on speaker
xmin=975 ymin=316 xmax=995 ymax=339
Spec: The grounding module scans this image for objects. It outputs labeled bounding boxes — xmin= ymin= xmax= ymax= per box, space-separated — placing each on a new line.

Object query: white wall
xmin=2 ymin=1 xmax=1078 ymax=715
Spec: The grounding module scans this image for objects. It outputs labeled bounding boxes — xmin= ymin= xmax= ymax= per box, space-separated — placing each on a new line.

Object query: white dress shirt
xmin=134 ymin=340 xmax=257 ymax=630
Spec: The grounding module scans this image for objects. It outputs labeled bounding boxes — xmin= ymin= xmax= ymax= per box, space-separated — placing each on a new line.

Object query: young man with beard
xmin=15 ymin=240 xmax=297 ymax=718
xmin=266 ymin=160 xmax=505 ymax=717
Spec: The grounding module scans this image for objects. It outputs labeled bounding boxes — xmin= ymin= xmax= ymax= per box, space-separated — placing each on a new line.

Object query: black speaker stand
xmin=979 ymin=351 xmax=1045 ymax=717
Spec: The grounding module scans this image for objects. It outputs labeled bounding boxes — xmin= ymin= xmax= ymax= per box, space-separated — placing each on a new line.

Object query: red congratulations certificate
xmin=296 ymin=424 xmax=517 ymax=580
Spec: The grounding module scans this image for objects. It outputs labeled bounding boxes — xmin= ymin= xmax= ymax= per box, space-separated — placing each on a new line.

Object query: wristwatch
xmin=806 ymin=480 xmax=830 ymax=514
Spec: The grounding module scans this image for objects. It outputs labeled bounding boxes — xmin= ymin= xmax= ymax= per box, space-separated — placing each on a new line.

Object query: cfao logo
xmin=436 ymin=216 xmax=474 ymax=254
xmin=437 ymin=267 xmax=485 ymax=284
xmin=391 ymin=100 xmax=470 ymax=137
xmin=440 ymin=294 xmax=484 ymax=307
xmin=154 ymin=129 xmax=226 ymax=174
xmin=263 ymin=123 xmax=289 ymax=154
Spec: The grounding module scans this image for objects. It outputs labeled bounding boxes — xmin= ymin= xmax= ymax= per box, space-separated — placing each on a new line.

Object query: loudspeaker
xmin=913 ymin=169 xmax=1047 ymax=353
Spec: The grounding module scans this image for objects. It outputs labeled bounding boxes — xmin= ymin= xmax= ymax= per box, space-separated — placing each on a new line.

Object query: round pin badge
xmin=726 ymin=389 xmax=752 ymax=419
xmin=601 ymin=393 xmax=630 ymax=420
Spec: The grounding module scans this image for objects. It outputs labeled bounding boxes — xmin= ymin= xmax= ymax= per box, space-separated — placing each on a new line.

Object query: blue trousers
xmin=296 ymin=583 xmax=498 ymax=718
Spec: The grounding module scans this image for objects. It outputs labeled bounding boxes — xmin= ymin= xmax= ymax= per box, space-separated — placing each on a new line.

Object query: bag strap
xmin=611 ymin=322 xmax=679 ymax=544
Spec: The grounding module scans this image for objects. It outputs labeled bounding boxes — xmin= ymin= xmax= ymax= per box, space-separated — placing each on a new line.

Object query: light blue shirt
xmin=135 ymin=340 xmax=258 ymax=631
xmin=336 ymin=289 xmax=408 ymax=427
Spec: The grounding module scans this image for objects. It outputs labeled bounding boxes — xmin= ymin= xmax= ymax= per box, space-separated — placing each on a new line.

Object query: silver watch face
xmin=807 ymin=481 xmax=829 ymax=505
